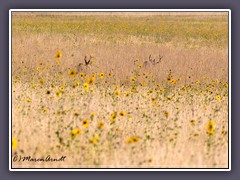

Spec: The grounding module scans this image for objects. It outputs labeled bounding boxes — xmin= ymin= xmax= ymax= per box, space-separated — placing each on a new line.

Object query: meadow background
xmin=11 ymin=12 xmax=229 ymax=168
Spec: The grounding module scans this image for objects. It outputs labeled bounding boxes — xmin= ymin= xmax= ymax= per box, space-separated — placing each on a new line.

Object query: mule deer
xmin=143 ymin=54 xmax=163 ymax=68
xmin=77 ymin=55 xmax=93 ymax=72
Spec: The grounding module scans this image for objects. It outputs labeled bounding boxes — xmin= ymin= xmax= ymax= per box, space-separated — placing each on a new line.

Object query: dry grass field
xmin=11 ymin=12 xmax=229 ymax=168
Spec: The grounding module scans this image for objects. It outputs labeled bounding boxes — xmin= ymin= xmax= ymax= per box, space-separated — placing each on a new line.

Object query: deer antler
xmin=84 ymin=55 xmax=93 ymax=66
xmin=148 ymin=54 xmax=163 ymax=65
xmin=155 ymin=54 xmax=163 ymax=64
xmin=149 ymin=55 xmax=154 ymax=63
xmin=84 ymin=56 xmax=88 ymax=65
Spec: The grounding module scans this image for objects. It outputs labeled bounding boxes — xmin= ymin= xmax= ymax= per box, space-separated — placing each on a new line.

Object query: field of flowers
xmin=11 ymin=12 xmax=229 ymax=168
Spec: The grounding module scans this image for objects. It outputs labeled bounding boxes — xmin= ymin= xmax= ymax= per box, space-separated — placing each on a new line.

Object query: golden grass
xmin=11 ymin=13 xmax=228 ymax=168
xmin=12 ymin=11 xmax=228 ymax=16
